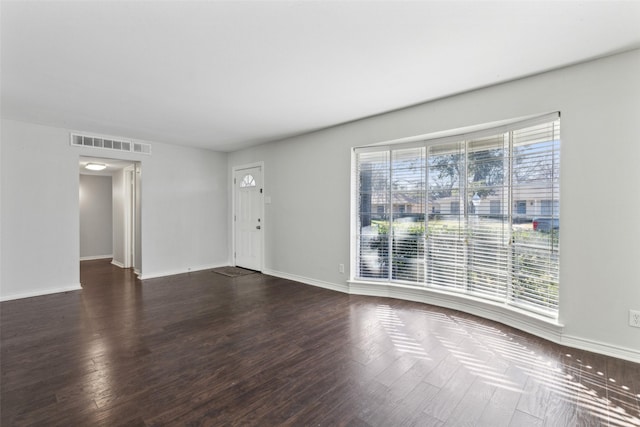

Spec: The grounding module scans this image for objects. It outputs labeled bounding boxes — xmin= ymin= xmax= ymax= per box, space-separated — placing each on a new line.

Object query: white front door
xmin=234 ymin=166 xmax=263 ymax=271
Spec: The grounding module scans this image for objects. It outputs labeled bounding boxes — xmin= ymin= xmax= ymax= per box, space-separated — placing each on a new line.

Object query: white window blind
xmin=427 ymin=142 xmax=466 ymax=290
xmin=466 ymin=134 xmax=509 ymax=300
xmin=353 ymin=114 xmax=560 ymax=317
xmin=391 ymin=147 xmax=426 ymax=282
xmin=356 ymin=150 xmax=390 ymax=279
xmin=510 ymin=120 xmax=560 ymax=312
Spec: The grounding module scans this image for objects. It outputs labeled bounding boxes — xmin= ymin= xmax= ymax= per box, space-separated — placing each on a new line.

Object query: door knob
xmin=256 ymin=225 xmax=261 ymax=230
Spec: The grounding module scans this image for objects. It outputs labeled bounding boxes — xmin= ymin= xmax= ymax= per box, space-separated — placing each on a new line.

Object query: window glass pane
xmin=510 ymin=120 xmax=560 ymax=313
xmin=467 ymin=134 xmax=509 ymax=299
xmin=240 ymin=174 xmax=256 ymax=187
xmin=427 ymin=142 xmax=466 ymax=290
xmin=357 ymin=151 xmax=390 ymax=279
xmin=391 ymin=147 xmax=425 ymax=283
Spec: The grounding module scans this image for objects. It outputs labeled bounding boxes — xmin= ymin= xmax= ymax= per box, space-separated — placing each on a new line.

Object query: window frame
xmin=351 ymin=112 xmax=560 ymax=318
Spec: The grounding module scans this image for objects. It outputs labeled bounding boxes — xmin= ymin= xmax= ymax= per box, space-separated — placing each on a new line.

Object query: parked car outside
xmin=532 ymin=217 xmax=559 ymax=232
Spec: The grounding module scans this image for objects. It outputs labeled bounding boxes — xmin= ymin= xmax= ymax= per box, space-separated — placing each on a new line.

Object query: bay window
xmin=353 ymin=113 xmax=560 ymax=316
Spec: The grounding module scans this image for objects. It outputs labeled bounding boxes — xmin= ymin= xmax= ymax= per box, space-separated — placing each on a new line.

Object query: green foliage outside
xmin=363 ymin=218 xmax=559 ymax=312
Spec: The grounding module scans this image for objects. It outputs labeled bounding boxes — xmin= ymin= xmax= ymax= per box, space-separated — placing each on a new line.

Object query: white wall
xmin=0 ymin=119 xmax=229 ymax=299
xmin=1 ymin=122 xmax=81 ymax=298
xmin=228 ymin=49 xmax=640 ymax=361
xmin=79 ymin=174 xmax=113 ymax=259
xmin=139 ymin=141 xmax=228 ymax=278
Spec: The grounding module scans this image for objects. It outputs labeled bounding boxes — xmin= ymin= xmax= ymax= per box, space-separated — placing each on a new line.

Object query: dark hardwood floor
xmin=1 ymin=259 xmax=639 ymax=426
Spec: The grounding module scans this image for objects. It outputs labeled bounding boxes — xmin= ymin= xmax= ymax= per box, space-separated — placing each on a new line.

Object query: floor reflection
xmin=369 ymin=304 xmax=640 ymax=426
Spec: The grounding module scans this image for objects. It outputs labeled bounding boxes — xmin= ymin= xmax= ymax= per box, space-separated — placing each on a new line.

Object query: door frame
xmin=78 ymin=156 xmax=142 ymax=273
xmin=231 ymin=161 xmax=265 ymax=271
xmin=123 ymin=165 xmax=135 ymax=269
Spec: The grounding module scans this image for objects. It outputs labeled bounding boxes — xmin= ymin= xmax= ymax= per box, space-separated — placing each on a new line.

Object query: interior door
xmin=234 ymin=166 xmax=263 ymax=271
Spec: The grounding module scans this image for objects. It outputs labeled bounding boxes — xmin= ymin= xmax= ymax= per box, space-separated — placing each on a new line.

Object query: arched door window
xmin=240 ymin=174 xmax=256 ymax=188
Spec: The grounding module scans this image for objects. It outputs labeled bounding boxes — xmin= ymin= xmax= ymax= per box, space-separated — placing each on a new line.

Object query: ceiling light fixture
xmin=85 ymin=163 xmax=107 ymax=171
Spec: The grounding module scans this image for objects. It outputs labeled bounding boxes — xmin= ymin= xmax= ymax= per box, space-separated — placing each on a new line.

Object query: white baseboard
xmin=561 ymin=335 xmax=640 ymax=364
xmin=111 ymin=259 xmax=125 ymax=268
xmin=138 ymin=262 xmax=229 ymax=280
xmin=80 ymin=255 xmax=113 ymax=261
xmin=254 ymin=271 xmax=639 ymax=364
xmin=3 ymin=268 xmax=634 ymax=363
xmin=349 ymin=280 xmax=564 ymax=343
xmin=0 ymin=284 xmax=83 ymax=302
xmin=262 ymin=269 xmax=350 ymax=293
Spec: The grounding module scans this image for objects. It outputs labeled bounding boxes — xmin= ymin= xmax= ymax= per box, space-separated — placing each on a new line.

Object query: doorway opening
xmin=79 ymin=156 xmax=142 ymax=275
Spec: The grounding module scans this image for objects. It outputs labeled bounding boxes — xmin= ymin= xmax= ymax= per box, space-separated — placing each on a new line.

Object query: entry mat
xmin=211 ymin=266 xmax=257 ymax=277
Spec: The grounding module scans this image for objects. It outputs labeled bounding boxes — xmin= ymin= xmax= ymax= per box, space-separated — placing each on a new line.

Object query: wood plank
xmin=1 ymin=259 xmax=638 ymax=426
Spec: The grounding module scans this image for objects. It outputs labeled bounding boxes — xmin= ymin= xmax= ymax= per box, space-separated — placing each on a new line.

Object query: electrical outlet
xmin=339 ymin=264 xmax=345 ymax=274
xmin=630 ymin=310 xmax=640 ymax=328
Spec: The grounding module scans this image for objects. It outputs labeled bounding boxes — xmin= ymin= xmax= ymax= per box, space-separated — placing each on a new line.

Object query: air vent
xmin=133 ymin=142 xmax=152 ymax=154
xmin=70 ymin=133 xmax=151 ymax=155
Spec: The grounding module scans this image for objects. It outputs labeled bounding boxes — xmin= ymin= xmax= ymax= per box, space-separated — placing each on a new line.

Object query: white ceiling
xmin=79 ymin=156 xmax=135 ymax=176
xmin=2 ymin=1 xmax=640 ymax=152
